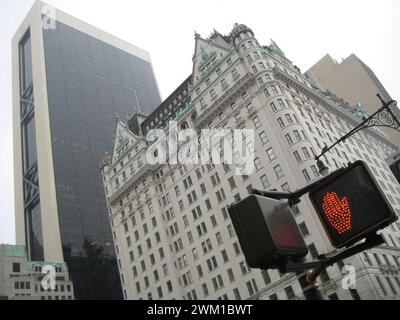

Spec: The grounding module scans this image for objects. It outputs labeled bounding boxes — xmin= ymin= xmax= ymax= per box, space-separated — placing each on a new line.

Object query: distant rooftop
xmin=0 ymin=244 xmax=27 ymax=258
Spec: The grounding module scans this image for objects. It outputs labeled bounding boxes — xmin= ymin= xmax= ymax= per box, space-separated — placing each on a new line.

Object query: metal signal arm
xmin=315 ymin=94 xmax=399 ymax=161
xmin=279 ymin=233 xmax=385 ymax=284
xmin=251 ymin=167 xmax=345 ymax=206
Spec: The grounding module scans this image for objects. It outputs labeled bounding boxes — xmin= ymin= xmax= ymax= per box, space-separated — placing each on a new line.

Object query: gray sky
xmin=1 ymin=0 xmax=399 ymax=245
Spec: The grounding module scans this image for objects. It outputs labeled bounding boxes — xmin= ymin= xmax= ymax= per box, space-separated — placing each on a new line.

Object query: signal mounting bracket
xmin=276 ymin=233 xmax=385 ymax=283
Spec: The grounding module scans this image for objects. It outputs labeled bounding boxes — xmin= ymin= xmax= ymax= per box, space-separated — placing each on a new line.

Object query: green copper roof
xmin=353 ymin=102 xmax=370 ymax=120
xmin=2 ymin=245 xmax=27 ymax=258
xmin=269 ymin=40 xmax=286 ymax=57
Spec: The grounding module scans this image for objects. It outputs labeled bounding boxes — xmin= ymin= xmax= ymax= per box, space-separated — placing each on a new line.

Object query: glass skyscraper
xmin=12 ymin=1 xmax=161 ymax=299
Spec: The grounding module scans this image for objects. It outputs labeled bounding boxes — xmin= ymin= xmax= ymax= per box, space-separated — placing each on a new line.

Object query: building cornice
xmin=273 ymin=67 xmax=398 ymax=150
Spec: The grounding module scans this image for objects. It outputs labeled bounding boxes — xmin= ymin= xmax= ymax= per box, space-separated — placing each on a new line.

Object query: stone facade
xmin=102 ymin=24 xmax=400 ymax=300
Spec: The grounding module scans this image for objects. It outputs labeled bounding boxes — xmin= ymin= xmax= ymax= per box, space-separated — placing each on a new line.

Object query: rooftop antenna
xmin=134 ymin=89 xmax=142 ymax=113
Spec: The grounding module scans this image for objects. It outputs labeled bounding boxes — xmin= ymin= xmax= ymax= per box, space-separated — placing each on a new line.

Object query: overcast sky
xmin=0 ymin=0 xmax=399 ymax=245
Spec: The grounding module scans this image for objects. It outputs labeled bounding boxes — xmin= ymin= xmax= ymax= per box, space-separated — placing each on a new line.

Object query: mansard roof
xmin=140 ymin=76 xmax=192 ymax=135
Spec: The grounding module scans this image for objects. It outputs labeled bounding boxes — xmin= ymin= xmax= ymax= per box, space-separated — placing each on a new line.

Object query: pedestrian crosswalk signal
xmin=228 ymin=195 xmax=308 ymax=269
xmin=309 ymin=161 xmax=397 ymax=248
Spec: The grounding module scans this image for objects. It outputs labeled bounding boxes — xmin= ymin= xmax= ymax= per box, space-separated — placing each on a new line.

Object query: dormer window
xmin=221 ymin=78 xmax=228 ymax=89
xmin=231 ymin=68 xmax=239 ymax=79
xmin=181 ymin=122 xmax=189 ymax=130
xmin=210 ymin=89 xmax=216 ymax=99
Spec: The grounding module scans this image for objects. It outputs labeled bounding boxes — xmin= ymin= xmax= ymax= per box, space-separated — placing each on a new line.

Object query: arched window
xmin=181 ymin=121 xmax=189 ymax=130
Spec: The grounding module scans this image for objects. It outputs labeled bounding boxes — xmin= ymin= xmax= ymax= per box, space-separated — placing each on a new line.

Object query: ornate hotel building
xmin=101 ymin=24 xmax=400 ymax=300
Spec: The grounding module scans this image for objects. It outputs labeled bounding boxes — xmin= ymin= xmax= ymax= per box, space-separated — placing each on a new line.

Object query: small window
xmin=293 ymin=151 xmax=301 ymax=163
xmin=277 ymin=117 xmax=285 ymax=129
xmin=270 ymin=102 xmax=277 ymax=112
xmin=266 ymin=148 xmax=276 ymax=161
xmin=259 ymin=131 xmax=269 ymax=145
xmin=260 ymin=175 xmax=269 ymax=189
xmin=274 ymin=165 xmax=284 ymax=179
xmin=210 ymin=89 xmax=216 ymax=98
xmin=254 ymin=158 xmax=263 ymax=171
xmin=271 ymin=85 xmax=279 ymax=94
xmin=228 ymin=177 xmax=237 ymax=189
xmin=231 ymin=68 xmax=239 ymax=78
xmin=284 ymin=286 xmax=295 ymax=299
xmin=302 ymin=169 xmax=311 ymax=182
xmin=252 ymin=116 xmax=262 ymax=129
xmin=13 ymin=263 xmax=21 ymax=273
xmin=221 ymin=78 xmax=228 ymax=89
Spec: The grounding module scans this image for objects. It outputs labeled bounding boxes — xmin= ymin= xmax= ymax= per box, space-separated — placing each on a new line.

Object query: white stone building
xmin=101 ymin=24 xmax=400 ymax=300
xmin=0 ymin=244 xmax=74 ymax=300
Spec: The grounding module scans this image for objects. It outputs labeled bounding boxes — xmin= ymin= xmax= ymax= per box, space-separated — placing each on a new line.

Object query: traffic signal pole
xmin=297 ymin=269 xmax=325 ymax=300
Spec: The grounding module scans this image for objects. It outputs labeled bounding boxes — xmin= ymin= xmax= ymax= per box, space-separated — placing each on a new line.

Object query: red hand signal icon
xmin=322 ymin=192 xmax=352 ymax=234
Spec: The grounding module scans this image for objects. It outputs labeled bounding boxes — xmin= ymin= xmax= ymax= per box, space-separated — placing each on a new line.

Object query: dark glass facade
xmin=41 ymin=21 xmax=161 ymax=299
xmin=19 ymin=30 xmax=44 ymax=262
